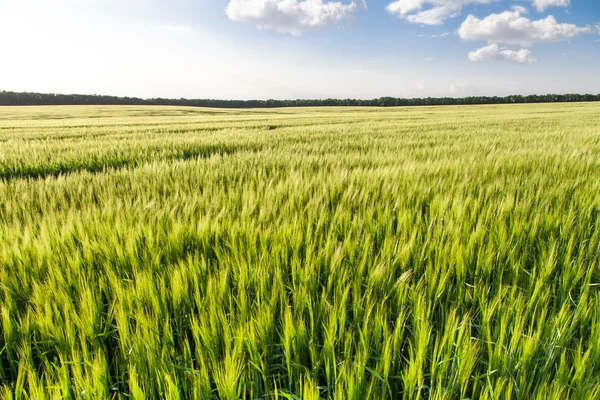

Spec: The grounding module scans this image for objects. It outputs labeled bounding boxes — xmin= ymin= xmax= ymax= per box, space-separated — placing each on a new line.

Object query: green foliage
xmin=0 ymin=104 xmax=599 ymax=398
xmin=1 ymin=90 xmax=599 ymax=108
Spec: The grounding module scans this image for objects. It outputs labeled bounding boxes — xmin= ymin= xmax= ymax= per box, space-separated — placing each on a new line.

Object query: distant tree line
xmin=1 ymin=91 xmax=599 ymax=108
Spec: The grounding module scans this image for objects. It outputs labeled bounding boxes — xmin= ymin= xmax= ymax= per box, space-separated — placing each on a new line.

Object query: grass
xmin=0 ymin=103 xmax=599 ymax=399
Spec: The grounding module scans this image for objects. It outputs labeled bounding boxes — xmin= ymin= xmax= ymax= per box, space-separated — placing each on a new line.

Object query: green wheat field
xmin=1 ymin=103 xmax=599 ymax=399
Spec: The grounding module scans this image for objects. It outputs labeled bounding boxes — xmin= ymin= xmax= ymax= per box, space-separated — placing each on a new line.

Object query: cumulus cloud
xmin=386 ymin=0 xmax=493 ymax=26
xmin=468 ymin=44 xmax=537 ymax=63
xmin=532 ymin=0 xmax=570 ymax=12
xmin=457 ymin=8 xmax=593 ymax=47
xmin=225 ymin=0 xmax=360 ymax=36
xmin=406 ymin=5 xmax=460 ymax=25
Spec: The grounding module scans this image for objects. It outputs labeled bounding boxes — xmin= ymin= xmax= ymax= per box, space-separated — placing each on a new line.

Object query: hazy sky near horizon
xmin=1 ymin=0 xmax=599 ymax=99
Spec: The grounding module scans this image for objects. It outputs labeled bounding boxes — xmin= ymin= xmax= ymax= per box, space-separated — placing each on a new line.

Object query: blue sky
xmin=0 ymin=0 xmax=598 ymax=99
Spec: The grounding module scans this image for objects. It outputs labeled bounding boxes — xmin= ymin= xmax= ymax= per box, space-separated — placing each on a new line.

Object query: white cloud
xmin=510 ymin=5 xmax=529 ymax=14
xmin=468 ymin=44 xmax=537 ymax=63
xmin=431 ymin=31 xmax=450 ymax=37
xmin=424 ymin=56 xmax=435 ymax=61
xmin=448 ymin=82 xmax=475 ymax=95
xmin=458 ymin=8 xmax=593 ymax=47
xmin=406 ymin=5 xmax=459 ymax=25
xmin=532 ymin=0 xmax=570 ymax=13
xmin=225 ymin=0 xmax=360 ymax=36
xmin=386 ymin=0 xmax=493 ymax=26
